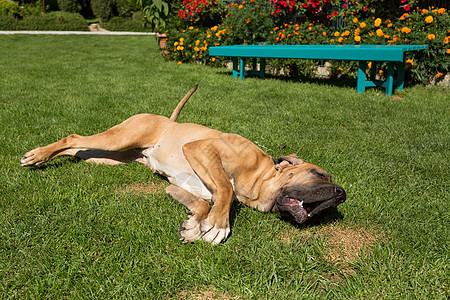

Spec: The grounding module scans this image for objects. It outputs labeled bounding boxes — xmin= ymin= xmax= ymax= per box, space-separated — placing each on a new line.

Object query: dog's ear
xmin=272 ymin=153 xmax=304 ymax=171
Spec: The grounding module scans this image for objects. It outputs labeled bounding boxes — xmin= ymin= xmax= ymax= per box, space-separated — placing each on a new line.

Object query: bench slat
xmin=209 ymin=45 xmax=427 ymax=62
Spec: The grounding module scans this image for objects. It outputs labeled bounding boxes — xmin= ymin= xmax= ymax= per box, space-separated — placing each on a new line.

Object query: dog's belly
xmin=142 ymin=123 xmax=220 ymax=200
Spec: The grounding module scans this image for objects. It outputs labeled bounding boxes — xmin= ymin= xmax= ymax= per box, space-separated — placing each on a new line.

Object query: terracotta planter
xmin=157 ymin=33 xmax=169 ymax=56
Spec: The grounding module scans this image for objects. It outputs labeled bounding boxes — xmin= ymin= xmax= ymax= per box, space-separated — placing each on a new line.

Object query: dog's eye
xmin=311 ymin=169 xmax=331 ymax=181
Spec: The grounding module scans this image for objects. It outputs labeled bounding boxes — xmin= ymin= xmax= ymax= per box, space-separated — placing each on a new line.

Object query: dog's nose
xmin=334 ymin=187 xmax=344 ymax=195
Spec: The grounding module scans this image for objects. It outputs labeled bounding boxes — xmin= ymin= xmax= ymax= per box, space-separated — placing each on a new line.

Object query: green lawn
xmin=0 ymin=35 xmax=448 ymax=299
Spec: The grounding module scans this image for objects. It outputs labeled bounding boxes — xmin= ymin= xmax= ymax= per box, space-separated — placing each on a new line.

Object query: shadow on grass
xmin=215 ymin=69 xmax=358 ymax=90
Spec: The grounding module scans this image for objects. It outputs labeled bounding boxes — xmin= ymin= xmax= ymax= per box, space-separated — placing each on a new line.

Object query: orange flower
xmin=338 ymin=37 xmax=343 ymax=43
xmin=238 ymin=4 xmax=243 ymax=9
xmin=374 ymin=18 xmax=382 ymax=27
xmin=437 ymin=8 xmax=445 ymax=14
xmin=353 ymin=17 xmax=358 ymax=23
xmin=406 ymin=59 xmax=413 ymax=66
xmin=428 ymin=34 xmax=436 ymax=40
xmin=360 ymin=22 xmax=366 ymax=28
xmin=334 ymin=31 xmax=340 ymax=37
xmin=368 ymin=62 xmax=372 ymax=68
xmin=421 ymin=9 xmax=428 ymax=14
xmin=322 ymin=32 xmax=327 ymax=36
xmin=400 ymin=13 xmax=409 ymax=20
xmin=425 ymin=16 xmax=433 ymax=23
xmin=401 ymin=27 xmax=411 ymax=34
xmin=447 ymin=49 xmax=450 ymax=54
xmin=178 ymin=61 xmax=182 ymax=65
xmin=376 ymin=29 xmax=384 ymax=37
xmin=211 ymin=58 xmax=216 ymax=62
xmin=355 ymin=36 xmax=361 ymax=42
xmin=246 ymin=18 xmax=250 ymax=23
xmin=435 ymin=73 xmax=443 ymax=78
xmin=444 ymin=36 xmax=450 ymax=44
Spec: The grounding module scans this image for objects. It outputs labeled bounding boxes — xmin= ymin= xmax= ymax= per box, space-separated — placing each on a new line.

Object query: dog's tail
xmin=170 ymin=85 xmax=198 ymax=122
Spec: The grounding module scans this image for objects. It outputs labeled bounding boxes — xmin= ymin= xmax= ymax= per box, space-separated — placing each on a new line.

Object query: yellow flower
xmin=174 ymin=41 xmax=178 ymax=46
xmin=238 ymin=4 xmax=243 ymax=9
xmin=188 ymin=26 xmax=194 ymax=30
xmin=334 ymin=31 xmax=340 ymax=37
xmin=425 ymin=16 xmax=433 ymax=23
xmin=368 ymin=62 xmax=372 ymax=68
xmin=195 ymin=40 xmax=200 ymax=46
xmin=428 ymin=34 xmax=436 ymax=40
xmin=179 ymin=38 xmax=184 ymax=42
xmin=194 ymin=47 xmax=200 ymax=51
xmin=374 ymin=18 xmax=382 ymax=27
xmin=207 ymin=34 xmax=211 ymax=38
xmin=376 ymin=29 xmax=384 ymax=37
xmin=360 ymin=22 xmax=366 ymax=28
xmin=406 ymin=59 xmax=413 ymax=66
xmin=401 ymin=27 xmax=411 ymax=34
xmin=355 ymin=36 xmax=361 ymax=42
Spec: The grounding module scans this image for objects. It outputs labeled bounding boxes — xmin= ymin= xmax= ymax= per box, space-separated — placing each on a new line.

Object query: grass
xmin=0 ymin=34 xmax=449 ymax=299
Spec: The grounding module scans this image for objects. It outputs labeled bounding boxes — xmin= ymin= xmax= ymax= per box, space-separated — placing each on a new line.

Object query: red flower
xmin=404 ymin=5 xmax=410 ymax=11
xmin=332 ymin=11 xmax=338 ymax=17
xmin=303 ymin=3 xmax=308 ymax=8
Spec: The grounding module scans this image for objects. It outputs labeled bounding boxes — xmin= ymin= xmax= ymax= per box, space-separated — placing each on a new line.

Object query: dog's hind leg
xmin=21 ymin=114 xmax=173 ymax=167
xmin=166 ymin=184 xmax=211 ymax=243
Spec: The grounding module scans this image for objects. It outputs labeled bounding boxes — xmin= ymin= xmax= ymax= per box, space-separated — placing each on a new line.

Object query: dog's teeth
xmin=300 ymin=201 xmax=303 ymax=206
xmin=308 ymin=213 xmax=311 ymax=217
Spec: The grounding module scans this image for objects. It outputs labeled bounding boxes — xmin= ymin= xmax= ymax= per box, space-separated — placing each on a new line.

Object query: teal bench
xmin=209 ymin=45 xmax=428 ymax=96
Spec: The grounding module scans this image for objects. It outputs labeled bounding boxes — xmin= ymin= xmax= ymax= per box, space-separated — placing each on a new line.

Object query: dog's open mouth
xmin=279 ymin=196 xmax=328 ymax=217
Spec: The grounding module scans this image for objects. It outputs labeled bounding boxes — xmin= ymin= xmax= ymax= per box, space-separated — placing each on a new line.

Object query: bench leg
xmin=239 ymin=58 xmax=245 ymax=80
xmin=395 ymin=62 xmax=405 ymax=91
xmin=232 ymin=57 xmax=239 ymax=79
xmin=357 ymin=61 xmax=367 ymax=93
xmin=259 ymin=58 xmax=266 ymax=79
xmin=384 ymin=62 xmax=394 ymax=96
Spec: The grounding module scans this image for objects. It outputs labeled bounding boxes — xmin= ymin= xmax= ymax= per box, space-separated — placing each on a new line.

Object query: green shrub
xmin=91 ymin=0 xmax=114 ymax=22
xmin=57 ymin=0 xmax=82 ymax=13
xmin=0 ymin=14 xmax=19 ymax=29
xmin=102 ymin=15 xmax=152 ymax=31
xmin=19 ymin=11 xmax=89 ymax=30
xmin=0 ymin=0 xmax=21 ymax=17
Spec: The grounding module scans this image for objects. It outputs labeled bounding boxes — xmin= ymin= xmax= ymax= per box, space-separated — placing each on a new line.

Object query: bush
xmin=102 ymin=14 xmax=152 ymax=31
xmin=0 ymin=0 xmax=21 ymax=17
xmin=0 ymin=14 xmax=19 ymax=29
xmin=19 ymin=11 xmax=89 ymax=31
xmin=91 ymin=0 xmax=114 ymax=22
xmin=57 ymin=0 xmax=82 ymax=13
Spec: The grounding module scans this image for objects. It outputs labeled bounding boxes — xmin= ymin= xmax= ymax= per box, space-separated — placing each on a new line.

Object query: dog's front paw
xmin=178 ymin=217 xmax=202 ymax=243
xmin=200 ymin=217 xmax=230 ymax=245
xmin=20 ymin=148 xmax=49 ymax=166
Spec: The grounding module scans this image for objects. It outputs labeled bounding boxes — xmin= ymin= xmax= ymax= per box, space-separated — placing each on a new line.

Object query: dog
xmin=21 ymin=86 xmax=346 ymax=245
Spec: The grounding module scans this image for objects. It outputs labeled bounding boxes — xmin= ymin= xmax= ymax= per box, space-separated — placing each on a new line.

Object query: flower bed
xmin=165 ymin=1 xmax=449 ymax=85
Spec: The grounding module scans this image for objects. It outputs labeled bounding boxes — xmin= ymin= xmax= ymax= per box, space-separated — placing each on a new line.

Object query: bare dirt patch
xmin=115 ymin=181 xmax=168 ymax=196
xmin=173 ymin=288 xmax=239 ymax=300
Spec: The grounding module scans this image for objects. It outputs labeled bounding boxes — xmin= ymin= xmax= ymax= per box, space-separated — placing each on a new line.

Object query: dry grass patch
xmin=279 ymin=223 xmax=384 ymax=265
xmin=173 ymin=288 xmax=239 ymax=300
xmin=115 ymin=181 xmax=168 ymax=196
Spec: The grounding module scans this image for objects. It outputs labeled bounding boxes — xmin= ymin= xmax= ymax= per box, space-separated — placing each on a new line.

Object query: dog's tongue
xmin=283 ymin=197 xmax=302 ymax=207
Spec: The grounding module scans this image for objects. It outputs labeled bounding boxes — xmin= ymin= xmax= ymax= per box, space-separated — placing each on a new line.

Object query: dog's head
xmin=270 ymin=154 xmax=346 ymax=224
